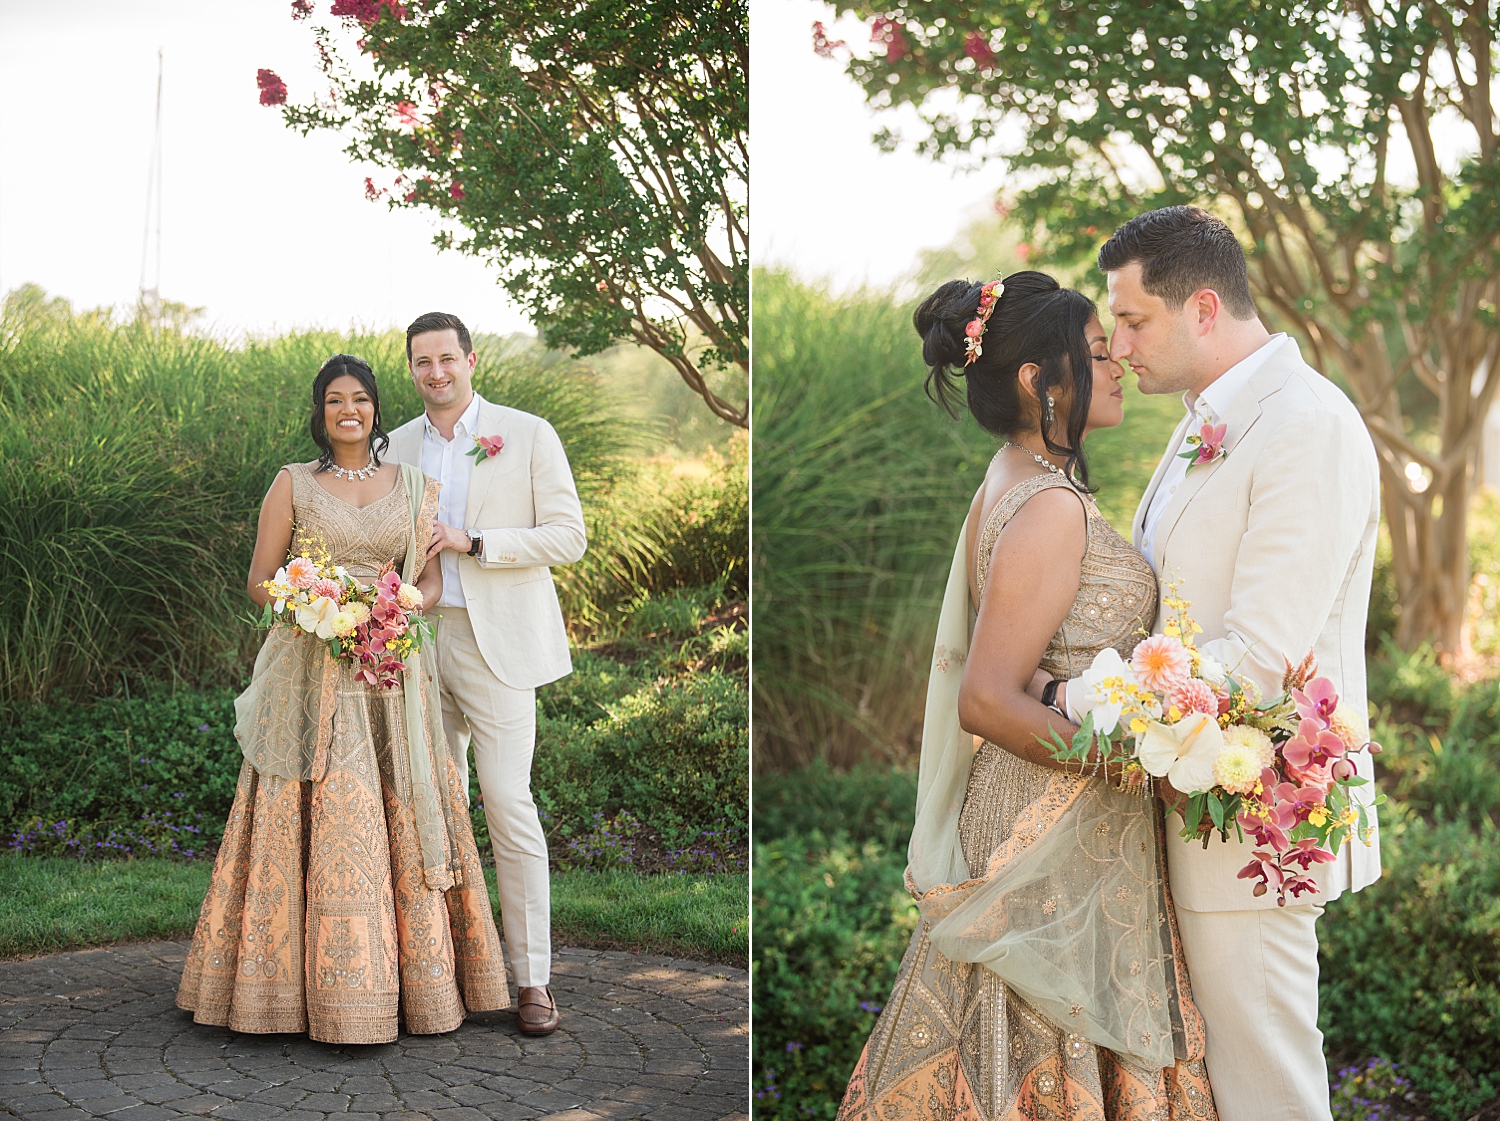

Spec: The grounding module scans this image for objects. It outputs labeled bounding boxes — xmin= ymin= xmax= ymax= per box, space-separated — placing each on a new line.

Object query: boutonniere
xmin=465 ymin=434 xmax=504 ymax=464
xmin=1178 ymin=411 xmax=1227 ymax=472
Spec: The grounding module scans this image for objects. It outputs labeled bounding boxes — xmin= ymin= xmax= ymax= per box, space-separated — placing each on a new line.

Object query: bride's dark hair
xmin=310 ymin=353 xmax=391 ymax=473
xmin=914 ymin=270 xmax=1098 ymax=489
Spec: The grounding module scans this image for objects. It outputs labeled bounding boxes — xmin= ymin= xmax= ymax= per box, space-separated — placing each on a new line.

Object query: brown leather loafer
xmin=517 ymin=985 xmax=560 ymax=1035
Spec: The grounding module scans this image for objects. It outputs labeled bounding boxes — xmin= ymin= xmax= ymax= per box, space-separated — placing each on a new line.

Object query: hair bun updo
xmin=912 ymin=270 xmax=1099 ymax=488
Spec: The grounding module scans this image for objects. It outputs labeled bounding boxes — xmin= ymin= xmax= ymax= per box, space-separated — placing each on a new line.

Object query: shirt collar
xmin=424 ymin=392 xmax=484 ymax=440
xmin=1188 ymin=333 xmax=1287 ymax=421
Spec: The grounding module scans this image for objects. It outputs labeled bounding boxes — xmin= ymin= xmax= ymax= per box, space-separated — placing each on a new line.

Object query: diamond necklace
xmin=999 ymin=440 xmax=1069 ymax=480
xmin=327 ymin=451 xmax=378 ymax=481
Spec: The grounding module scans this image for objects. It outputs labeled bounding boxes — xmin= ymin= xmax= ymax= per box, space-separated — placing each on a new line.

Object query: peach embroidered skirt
xmin=177 ymin=670 xmax=509 ymax=1043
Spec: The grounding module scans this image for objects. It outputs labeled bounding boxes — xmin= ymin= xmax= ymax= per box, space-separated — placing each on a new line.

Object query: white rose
xmin=1137 ymin=711 xmax=1225 ymax=794
xmin=1195 ymin=653 xmax=1227 ymax=689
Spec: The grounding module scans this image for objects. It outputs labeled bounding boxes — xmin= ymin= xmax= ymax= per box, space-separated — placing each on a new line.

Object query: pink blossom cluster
xmin=330 ymin=0 xmax=406 ymax=24
xmin=811 ymin=21 xmax=846 ymax=59
xmin=870 ymin=17 xmax=910 ymax=62
xmin=1236 ymin=678 xmax=1356 ymax=904
xmin=349 ymin=571 xmax=414 ymax=689
xmin=257 ymin=69 xmax=288 ymax=107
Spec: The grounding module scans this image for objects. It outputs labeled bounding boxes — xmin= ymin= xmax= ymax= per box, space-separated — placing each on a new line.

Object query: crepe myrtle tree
xmin=822 ymin=0 xmax=1500 ymax=652
xmin=260 ymin=0 xmax=747 ymax=427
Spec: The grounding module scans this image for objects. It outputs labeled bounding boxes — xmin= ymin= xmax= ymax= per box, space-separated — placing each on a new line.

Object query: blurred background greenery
xmin=751 ymin=230 xmax=1500 ymax=1117
xmin=0 ymin=282 xmax=748 ymax=964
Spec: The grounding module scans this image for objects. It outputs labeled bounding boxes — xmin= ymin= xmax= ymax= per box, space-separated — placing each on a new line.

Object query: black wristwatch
xmin=1041 ymin=678 xmax=1061 ymax=709
xmin=466 ymin=532 xmax=483 ymax=558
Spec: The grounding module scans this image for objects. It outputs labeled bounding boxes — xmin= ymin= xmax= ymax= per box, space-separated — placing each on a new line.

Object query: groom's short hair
xmin=406 ymin=311 xmax=473 ymax=361
xmin=1097 ymin=206 xmax=1258 ymax=320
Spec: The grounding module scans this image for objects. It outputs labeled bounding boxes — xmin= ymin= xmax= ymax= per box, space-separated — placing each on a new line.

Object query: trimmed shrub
xmin=752 ymin=834 xmax=915 ymax=1118
xmin=1320 ymin=815 xmax=1500 ymax=1119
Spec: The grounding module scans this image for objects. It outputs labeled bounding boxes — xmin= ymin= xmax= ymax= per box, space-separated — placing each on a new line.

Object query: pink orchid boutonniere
xmin=1178 ymin=417 xmax=1228 ymax=472
xmin=465 ymin=434 xmax=504 ymax=464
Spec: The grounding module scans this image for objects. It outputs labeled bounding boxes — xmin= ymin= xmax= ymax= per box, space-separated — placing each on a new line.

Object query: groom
xmin=389 ymin=311 xmax=587 ymax=1035
xmin=1100 ymin=207 xmax=1382 ymax=1120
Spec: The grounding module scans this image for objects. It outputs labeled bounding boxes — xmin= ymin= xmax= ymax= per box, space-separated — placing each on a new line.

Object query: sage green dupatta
xmin=903 ymin=515 xmax=1184 ymax=1071
xmin=233 ymin=462 xmax=464 ymax=891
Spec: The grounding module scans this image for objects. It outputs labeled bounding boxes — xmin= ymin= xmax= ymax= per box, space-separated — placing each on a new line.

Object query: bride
xmin=177 ymin=353 xmax=509 ymax=1043
xmin=837 ymin=273 xmax=1217 ymax=1119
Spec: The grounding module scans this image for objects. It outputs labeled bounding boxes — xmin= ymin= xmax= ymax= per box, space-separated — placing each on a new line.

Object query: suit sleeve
xmin=1195 ymin=405 xmax=1377 ymax=695
xmin=475 ymin=418 xmax=588 ymax=568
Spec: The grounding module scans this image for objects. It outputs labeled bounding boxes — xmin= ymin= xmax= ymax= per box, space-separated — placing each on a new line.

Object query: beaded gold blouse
xmin=973 ymin=470 xmax=1159 ymax=678
xmin=962 ymin=470 xmax=1159 ymax=878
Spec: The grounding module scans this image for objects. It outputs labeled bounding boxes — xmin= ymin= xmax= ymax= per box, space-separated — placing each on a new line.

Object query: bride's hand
xmin=1156 ymin=777 xmax=1186 ymax=809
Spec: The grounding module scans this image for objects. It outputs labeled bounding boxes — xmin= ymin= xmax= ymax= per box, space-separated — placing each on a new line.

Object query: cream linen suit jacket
xmin=1132 ymin=336 xmax=1383 ymax=911
xmin=388 ymin=398 xmax=587 ymax=690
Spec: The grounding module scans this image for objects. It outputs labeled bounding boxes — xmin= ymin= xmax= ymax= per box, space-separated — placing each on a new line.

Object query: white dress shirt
xmin=420 ymin=391 xmax=483 ymax=608
xmin=1141 ymin=334 xmax=1286 ymax=567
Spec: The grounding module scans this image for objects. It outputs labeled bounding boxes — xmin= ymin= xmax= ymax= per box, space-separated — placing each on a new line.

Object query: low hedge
xmin=3 ymin=585 xmax=747 ymax=866
xmin=1320 ymin=812 xmax=1500 ymax=1119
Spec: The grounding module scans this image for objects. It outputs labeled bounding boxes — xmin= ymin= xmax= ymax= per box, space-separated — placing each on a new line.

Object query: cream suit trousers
xmin=433 ymin=606 xmax=551 ymax=988
xmin=1175 ymin=903 xmax=1331 ymax=1121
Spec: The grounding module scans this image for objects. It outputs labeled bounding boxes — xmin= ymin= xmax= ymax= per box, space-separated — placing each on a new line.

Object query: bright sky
xmin=0 ymin=0 xmax=530 ymax=337
xmin=750 ymin=0 xmax=1014 ymax=292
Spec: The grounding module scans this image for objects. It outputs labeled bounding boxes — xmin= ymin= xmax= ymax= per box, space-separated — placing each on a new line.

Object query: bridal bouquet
xmin=259 ymin=543 xmax=433 ymax=690
xmin=1045 ymin=585 xmax=1383 ymax=905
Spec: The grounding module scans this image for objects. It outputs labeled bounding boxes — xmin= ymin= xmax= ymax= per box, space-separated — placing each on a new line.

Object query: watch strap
xmin=1040 ymin=678 xmax=1060 ymax=708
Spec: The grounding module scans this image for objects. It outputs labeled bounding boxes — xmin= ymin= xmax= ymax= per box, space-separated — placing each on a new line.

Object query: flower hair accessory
xmin=963 ymin=280 xmax=1006 ymax=366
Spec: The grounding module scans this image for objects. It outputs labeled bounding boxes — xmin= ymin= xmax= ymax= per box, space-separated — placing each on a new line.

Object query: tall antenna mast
xmin=138 ymin=49 xmax=164 ymax=325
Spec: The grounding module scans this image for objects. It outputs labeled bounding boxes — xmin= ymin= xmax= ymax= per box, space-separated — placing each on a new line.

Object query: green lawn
xmin=0 ymin=854 xmax=746 ymax=967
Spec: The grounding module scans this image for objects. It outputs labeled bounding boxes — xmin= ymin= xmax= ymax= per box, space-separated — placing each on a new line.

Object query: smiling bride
xmin=176 ymin=353 xmax=510 ymax=1043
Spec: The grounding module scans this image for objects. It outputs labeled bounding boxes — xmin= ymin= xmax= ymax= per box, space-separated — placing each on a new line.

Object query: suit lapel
xmin=464 ymin=398 xmax=505 ymax=527
xmin=1132 ymin=404 xmax=1196 ymax=550
xmin=1151 ymin=358 xmax=1295 ymax=570
xmin=391 ymin=419 xmax=423 ymax=468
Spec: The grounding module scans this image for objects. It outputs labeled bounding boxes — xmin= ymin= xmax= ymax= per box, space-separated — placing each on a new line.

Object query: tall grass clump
xmin=751 ymin=268 xmax=1182 ymax=771
xmin=0 ymin=285 xmax=633 ymax=707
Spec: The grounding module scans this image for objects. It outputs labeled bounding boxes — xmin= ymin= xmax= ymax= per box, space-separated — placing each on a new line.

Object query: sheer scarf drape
xmin=233 ymin=462 xmax=463 ymax=890
xmin=903 ymin=516 xmax=1185 ymax=1070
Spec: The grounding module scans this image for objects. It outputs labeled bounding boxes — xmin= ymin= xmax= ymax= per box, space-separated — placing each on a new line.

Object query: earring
xmin=1045 ymin=395 xmax=1055 ymax=425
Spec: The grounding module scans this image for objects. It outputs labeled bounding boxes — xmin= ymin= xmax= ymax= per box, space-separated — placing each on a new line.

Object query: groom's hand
xmin=1026 ymin=669 xmax=1052 ymax=703
xmin=428 ymin=522 xmax=471 ymax=561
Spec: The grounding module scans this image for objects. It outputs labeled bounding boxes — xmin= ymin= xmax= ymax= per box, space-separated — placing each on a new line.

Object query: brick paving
xmin=0 ymin=941 xmax=747 ymax=1121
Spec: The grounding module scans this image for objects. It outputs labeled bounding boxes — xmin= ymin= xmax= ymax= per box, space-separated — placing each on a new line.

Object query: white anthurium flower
xmin=1137 ymin=711 xmax=1225 ymax=794
xmin=1073 ymin=647 xmax=1137 ymax=736
xmin=294 ymin=595 xmax=342 ymax=639
xmin=1195 ymin=653 xmax=1227 ymax=689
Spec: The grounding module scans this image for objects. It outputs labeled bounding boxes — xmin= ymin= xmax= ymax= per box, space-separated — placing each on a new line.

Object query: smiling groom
xmin=388 ymin=311 xmax=587 ymax=1035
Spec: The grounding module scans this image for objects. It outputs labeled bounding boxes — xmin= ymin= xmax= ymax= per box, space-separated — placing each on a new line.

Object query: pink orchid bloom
xmin=1193 ymin=422 xmax=1227 ymax=464
xmin=1282 ymin=719 xmax=1346 ymax=772
xmin=476 ymin=434 xmax=504 ymax=457
xmin=1286 ymin=838 xmax=1339 ymax=870
xmin=1284 ymin=874 xmax=1321 ymax=901
xmin=1237 ymin=852 xmax=1286 ymax=897
xmin=1292 ymin=677 xmax=1339 ymax=723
